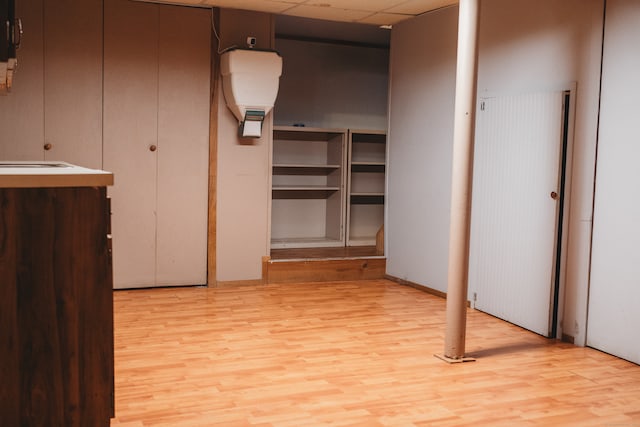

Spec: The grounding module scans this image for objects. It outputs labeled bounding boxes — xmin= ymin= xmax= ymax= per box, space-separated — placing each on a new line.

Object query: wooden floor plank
xmin=110 ymin=280 xmax=640 ymax=426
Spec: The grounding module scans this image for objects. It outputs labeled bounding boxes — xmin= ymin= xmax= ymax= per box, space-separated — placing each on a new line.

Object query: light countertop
xmin=0 ymin=161 xmax=114 ymax=188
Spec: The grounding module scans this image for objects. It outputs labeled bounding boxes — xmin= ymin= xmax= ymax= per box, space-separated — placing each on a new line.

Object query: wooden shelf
xmin=351 ymin=162 xmax=386 ymax=173
xmin=347 ymin=236 xmax=378 ymax=246
xmin=272 ymin=185 xmax=340 ymax=199
xmin=274 ymin=126 xmax=347 ymax=141
xmin=350 ymin=193 xmax=385 ymax=205
xmin=273 ymin=164 xmax=341 ymax=175
xmin=271 ymin=236 xmax=345 ymax=249
xmin=350 ymin=131 xmax=387 ymax=144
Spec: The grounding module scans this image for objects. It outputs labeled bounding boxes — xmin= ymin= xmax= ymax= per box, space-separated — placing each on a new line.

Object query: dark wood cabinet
xmin=0 ymin=186 xmax=114 ymax=426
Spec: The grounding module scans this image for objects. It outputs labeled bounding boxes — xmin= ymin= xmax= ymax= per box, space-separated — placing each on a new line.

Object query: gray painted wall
xmin=274 ymin=38 xmax=389 ymax=130
xmin=588 ymin=0 xmax=640 ymax=364
xmin=387 ymin=0 xmax=604 ymax=345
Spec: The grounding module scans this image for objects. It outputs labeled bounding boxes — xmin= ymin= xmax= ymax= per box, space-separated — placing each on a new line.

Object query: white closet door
xmin=155 ymin=6 xmax=210 ymax=286
xmin=43 ymin=0 xmax=103 ymax=169
xmin=0 ymin=0 xmax=44 ymax=160
xmin=468 ymin=91 xmax=564 ymax=337
xmin=103 ymin=0 xmax=159 ymax=289
xmin=587 ymin=0 xmax=640 ymax=365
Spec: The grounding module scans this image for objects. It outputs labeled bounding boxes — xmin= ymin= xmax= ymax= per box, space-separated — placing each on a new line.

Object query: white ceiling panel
xmin=281 ymin=5 xmax=372 ymax=23
xmin=199 ymin=0 xmax=293 ymax=14
xmin=312 ymin=0 xmax=408 ymax=13
xmin=136 ymin=0 xmax=459 ymax=25
xmin=384 ymin=0 xmax=457 ymax=15
xmin=357 ymin=12 xmax=412 ymax=26
xmin=147 ymin=0 xmax=203 ymax=5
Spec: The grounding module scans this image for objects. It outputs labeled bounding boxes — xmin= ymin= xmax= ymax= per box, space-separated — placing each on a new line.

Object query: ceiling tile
xmin=385 ymin=0 xmax=457 ymax=15
xmin=135 ymin=0 xmax=204 ymax=5
xmin=306 ymin=0 xmax=407 ymax=13
xmin=136 ymin=0 xmax=459 ymax=23
xmin=282 ymin=5 xmax=371 ymax=23
xmin=356 ymin=12 xmax=413 ymax=26
xmin=201 ymin=0 xmax=293 ymax=13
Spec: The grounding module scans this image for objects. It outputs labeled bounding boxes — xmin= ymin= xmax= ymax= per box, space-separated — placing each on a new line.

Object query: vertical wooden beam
xmin=207 ymin=8 xmax=220 ymax=287
xmin=437 ymin=0 xmax=481 ymax=363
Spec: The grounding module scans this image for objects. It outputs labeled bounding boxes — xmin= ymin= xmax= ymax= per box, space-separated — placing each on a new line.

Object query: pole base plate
xmin=434 ymin=353 xmax=476 ymax=364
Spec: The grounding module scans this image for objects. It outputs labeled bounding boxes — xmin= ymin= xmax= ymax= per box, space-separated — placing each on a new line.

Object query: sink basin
xmin=0 ymin=162 xmax=71 ymax=168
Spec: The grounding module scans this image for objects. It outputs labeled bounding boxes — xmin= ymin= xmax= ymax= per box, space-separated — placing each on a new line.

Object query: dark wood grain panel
xmin=16 ymin=189 xmax=66 ymax=425
xmin=0 ymin=187 xmax=113 ymax=426
xmin=0 ymin=188 xmax=20 ymax=426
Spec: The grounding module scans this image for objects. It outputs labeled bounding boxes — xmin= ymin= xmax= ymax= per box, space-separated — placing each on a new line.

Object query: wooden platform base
xmin=264 ymin=246 xmax=386 ymax=284
xmin=264 ymin=257 xmax=386 ymax=284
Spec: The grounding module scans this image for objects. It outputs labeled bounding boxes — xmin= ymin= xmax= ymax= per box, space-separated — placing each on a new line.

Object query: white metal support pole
xmin=436 ymin=0 xmax=481 ymax=363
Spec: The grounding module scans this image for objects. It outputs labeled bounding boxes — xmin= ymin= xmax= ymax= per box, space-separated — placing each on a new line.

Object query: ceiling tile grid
xmin=136 ymin=0 xmax=458 ymax=25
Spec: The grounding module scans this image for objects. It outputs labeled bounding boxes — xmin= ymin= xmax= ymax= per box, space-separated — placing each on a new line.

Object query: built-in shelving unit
xmin=346 ymin=130 xmax=387 ymax=246
xmin=271 ymin=126 xmax=347 ymax=248
xmin=270 ymin=126 xmax=386 ymax=250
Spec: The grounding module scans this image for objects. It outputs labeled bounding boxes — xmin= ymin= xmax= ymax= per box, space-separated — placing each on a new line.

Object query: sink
xmin=0 ymin=161 xmax=113 ymax=188
xmin=0 ymin=162 xmax=71 ymax=168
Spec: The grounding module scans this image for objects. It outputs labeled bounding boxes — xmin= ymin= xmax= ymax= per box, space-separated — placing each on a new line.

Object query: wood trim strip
xmin=262 ymin=256 xmax=270 ymax=284
xmin=207 ymin=8 xmax=220 ymax=287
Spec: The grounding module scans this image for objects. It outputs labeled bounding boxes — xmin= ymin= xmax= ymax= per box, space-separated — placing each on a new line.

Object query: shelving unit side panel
xmin=326 ymin=133 xmax=346 ymax=166
xmin=325 ymin=190 xmax=344 ymax=243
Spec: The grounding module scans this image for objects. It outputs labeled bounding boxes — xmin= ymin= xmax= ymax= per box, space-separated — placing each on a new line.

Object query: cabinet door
xmin=103 ymin=0 xmax=159 ymax=288
xmin=155 ymin=5 xmax=210 ymax=286
xmin=43 ymin=0 xmax=103 ymax=169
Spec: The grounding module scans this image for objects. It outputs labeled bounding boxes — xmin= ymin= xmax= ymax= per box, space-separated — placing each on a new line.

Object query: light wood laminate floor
xmin=110 ymin=280 xmax=640 ymax=426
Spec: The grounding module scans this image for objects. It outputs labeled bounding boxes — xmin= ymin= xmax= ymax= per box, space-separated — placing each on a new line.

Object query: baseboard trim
xmin=385 ymin=275 xmax=471 ymax=308
xmin=385 ymin=274 xmax=447 ymax=299
xmin=215 ymin=279 xmax=264 ymax=287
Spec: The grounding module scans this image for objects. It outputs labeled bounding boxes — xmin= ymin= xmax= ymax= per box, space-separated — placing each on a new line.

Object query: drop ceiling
xmin=137 ymin=0 xmax=458 ymax=26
